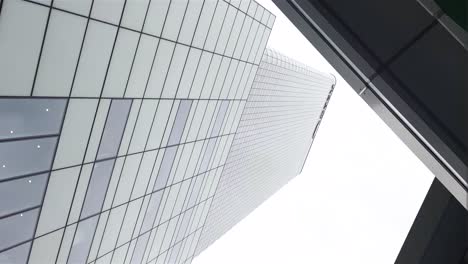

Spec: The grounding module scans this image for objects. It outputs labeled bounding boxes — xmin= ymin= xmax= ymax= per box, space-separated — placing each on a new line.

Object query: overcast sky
xmin=193 ymin=1 xmax=435 ymax=263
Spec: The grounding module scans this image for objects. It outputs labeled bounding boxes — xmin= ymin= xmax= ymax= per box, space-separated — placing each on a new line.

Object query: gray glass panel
xmin=140 ymin=191 xmax=163 ymax=234
xmin=80 ymin=159 xmax=115 ymax=219
xmin=167 ymin=100 xmax=192 ymax=146
xmin=0 ymin=98 xmax=66 ymax=140
xmin=0 ymin=173 xmax=48 ymax=218
xmin=175 ymin=208 xmax=193 ymax=243
xmin=129 ymin=232 xmax=150 ymax=264
xmin=67 ymin=216 xmax=98 ymax=264
xmin=167 ymin=242 xmax=182 ymax=263
xmin=97 ymin=100 xmax=132 ymax=160
xmin=0 ymin=209 xmax=39 ymax=251
xmin=0 ymin=242 xmax=31 ymax=264
xmin=210 ymin=101 xmax=229 ymax=137
xmin=0 ymin=137 xmax=57 ymax=181
xmin=187 ymin=175 xmax=204 ymax=208
xmin=153 ymin=146 xmax=178 ymax=191
xmin=199 ymin=139 xmax=216 ymax=173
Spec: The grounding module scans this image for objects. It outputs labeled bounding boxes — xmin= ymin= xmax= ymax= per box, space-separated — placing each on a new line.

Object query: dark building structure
xmin=396 ymin=179 xmax=468 ymax=264
xmin=273 ymin=0 xmax=467 ymax=262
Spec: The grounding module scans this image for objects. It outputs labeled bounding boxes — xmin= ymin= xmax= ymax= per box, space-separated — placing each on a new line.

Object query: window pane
xmin=0 ymin=173 xmax=48 ymax=218
xmin=211 ymin=101 xmax=229 ymax=137
xmin=0 ymin=242 xmax=31 ymax=264
xmin=167 ymin=100 xmax=192 ymax=146
xmin=153 ymin=146 xmax=178 ymax=191
xmin=0 ymin=137 xmax=57 ymax=181
xmin=0 ymin=209 xmax=39 ymax=251
xmin=80 ymin=159 xmax=115 ymax=219
xmin=199 ymin=139 xmax=216 ymax=173
xmin=0 ymin=98 xmax=66 ymax=140
xmin=140 ymin=191 xmax=163 ymax=234
xmin=97 ymin=100 xmax=132 ymax=160
xmin=67 ymin=216 xmax=98 ymax=264
xmin=129 ymin=232 xmax=150 ymax=264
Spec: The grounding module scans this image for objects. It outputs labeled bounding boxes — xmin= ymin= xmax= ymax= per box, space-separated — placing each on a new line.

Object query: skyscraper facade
xmin=0 ymin=1 xmax=274 ymax=263
xmin=0 ymin=0 xmax=337 ymax=263
xmin=194 ymin=48 xmax=335 ymax=256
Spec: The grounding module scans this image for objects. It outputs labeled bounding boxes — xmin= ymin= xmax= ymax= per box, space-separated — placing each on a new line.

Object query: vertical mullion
xmin=30 ymin=0 xmax=54 ymax=96
xmin=108 ymin=0 xmax=172 ymax=262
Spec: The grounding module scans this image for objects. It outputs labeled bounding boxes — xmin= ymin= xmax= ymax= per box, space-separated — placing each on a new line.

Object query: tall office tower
xmin=273 ymin=0 xmax=467 ymax=262
xmin=193 ymin=49 xmax=335 ymax=257
xmin=0 ymin=0 xmax=274 ymax=263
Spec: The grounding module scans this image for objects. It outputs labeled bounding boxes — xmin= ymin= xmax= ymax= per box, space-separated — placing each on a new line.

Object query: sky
xmin=193 ymin=1 xmax=435 ymax=263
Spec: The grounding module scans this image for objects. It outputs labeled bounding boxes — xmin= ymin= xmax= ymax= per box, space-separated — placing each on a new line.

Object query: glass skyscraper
xmin=194 ymin=48 xmax=335 ymax=257
xmin=0 ymin=1 xmax=333 ymax=263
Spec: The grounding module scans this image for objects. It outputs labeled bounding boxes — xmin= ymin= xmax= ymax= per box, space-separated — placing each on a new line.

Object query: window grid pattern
xmin=192 ymin=48 xmax=335 ymax=258
xmin=0 ymin=0 xmax=273 ymax=263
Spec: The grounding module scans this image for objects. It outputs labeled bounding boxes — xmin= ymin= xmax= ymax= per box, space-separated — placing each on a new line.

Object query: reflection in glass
xmin=0 ymin=98 xmax=66 ymax=140
xmin=153 ymin=146 xmax=178 ymax=191
xmin=211 ymin=101 xmax=229 ymax=137
xmin=168 ymin=100 xmax=192 ymax=146
xmin=140 ymin=191 xmax=163 ymax=234
xmin=129 ymin=232 xmax=150 ymax=264
xmin=0 ymin=241 xmax=31 ymax=264
xmin=199 ymin=139 xmax=216 ymax=173
xmin=0 ymin=173 xmax=48 ymax=218
xmin=80 ymin=159 xmax=115 ymax=219
xmin=97 ymin=100 xmax=132 ymax=160
xmin=0 ymin=209 xmax=39 ymax=251
xmin=0 ymin=137 xmax=57 ymax=181
xmin=67 ymin=216 xmax=98 ymax=264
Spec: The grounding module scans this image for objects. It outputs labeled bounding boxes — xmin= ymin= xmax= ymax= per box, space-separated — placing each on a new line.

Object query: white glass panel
xmin=0 ymin=0 xmax=48 ymax=95
xmin=34 ymin=10 xmax=86 ymax=96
